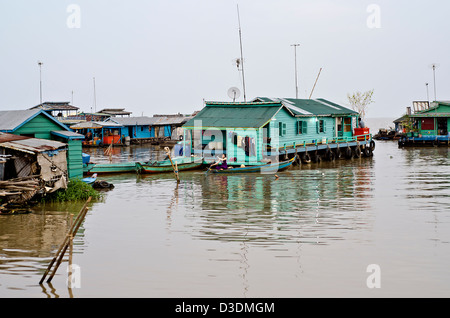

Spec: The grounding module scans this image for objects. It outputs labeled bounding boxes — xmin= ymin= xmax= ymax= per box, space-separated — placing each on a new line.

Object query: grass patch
xmin=41 ymin=178 xmax=103 ymax=202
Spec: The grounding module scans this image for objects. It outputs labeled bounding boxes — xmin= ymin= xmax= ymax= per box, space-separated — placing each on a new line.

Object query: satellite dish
xmin=227 ymin=87 xmax=241 ymax=102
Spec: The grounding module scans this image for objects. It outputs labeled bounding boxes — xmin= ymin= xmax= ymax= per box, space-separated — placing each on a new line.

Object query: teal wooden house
xmin=399 ymin=101 xmax=450 ymax=147
xmin=182 ymin=97 xmax=374 ymax=165
xmin=0 ymin=109 xmax=85 ymax=179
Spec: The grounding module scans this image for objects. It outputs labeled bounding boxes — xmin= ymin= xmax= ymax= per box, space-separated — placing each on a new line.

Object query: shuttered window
xmin=296 ymin=120 xmax=307 ymax=134
xmin=316 ymin=119 xmax=326 ymax=133
xmin=279 ymin=122 xmax=286 ymax=136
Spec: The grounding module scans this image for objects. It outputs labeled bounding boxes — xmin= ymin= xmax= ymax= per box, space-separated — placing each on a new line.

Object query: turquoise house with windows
xmin=182 ymin=97 xmax=373 ymax=165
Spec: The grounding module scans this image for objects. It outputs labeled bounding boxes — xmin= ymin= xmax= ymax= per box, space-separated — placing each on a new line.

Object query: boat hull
xmin=136 ymin=157 xmax=203 ymax=174
xmin=83 ymin=162 xmax=137 ymax=174
xmin=210 ymin=158 xmax=294 ymax=174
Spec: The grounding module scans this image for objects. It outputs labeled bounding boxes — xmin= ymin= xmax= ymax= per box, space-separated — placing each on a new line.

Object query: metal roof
xmin=51 ymin=130 xmax=85 ymax=140
xmin=98 ymin=108 xmax=132 ymax=116
xmin=106 ymin=116 xmax=158 ymax=126
xmin=183 ymin=101 xmax=284 ymax=128
xmin=0 ymin=132 xmax=66 ymax=154
xmin=30 ymin=102 xmax=79 ymax=111
xmin=70 ymin=121 xmax=104 ymax=129
xmin=0 ymin=109 xmax=70 ymax=132
xmin=151 ymin=115 xmax=193 ymax=126
xmin=253 ymin=97 xmax=358 ymax=116
xmin=0 ymin=109 xmax=42 ymax=131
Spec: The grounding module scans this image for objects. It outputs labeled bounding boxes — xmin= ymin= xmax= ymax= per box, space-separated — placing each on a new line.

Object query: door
xmin=437 ymin=118 xmax=448 ymax=135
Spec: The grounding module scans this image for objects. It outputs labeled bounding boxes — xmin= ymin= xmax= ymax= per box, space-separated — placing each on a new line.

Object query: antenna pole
xmin=38 ymin=61 xmax=43 ymax=105
xmin=93 ymin=77 xmax=97 ymax=112
xmin=309 ymin=67 xmax=322 ymax=99
xmin=237 ymin=4 xmax=246 ymax=102
xmin=432 ymin=64 xmax=437 ymax=101
xmin=291 ymin=44 xmax=300 ymax=99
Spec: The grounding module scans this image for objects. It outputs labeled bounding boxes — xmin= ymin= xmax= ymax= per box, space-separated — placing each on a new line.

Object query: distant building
xmin=29 ymin=102 xmax=81 ymax=125
xmin=398 ymin=101 xmax=450 ymax=147
xmin=98 ymin=108 xmax=132 ymax=117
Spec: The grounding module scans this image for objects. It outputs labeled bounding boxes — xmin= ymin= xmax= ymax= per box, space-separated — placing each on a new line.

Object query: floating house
xmin=398 ymin=101 xmax=450 ymax=147
xmin=72 ymin=113 xmax=195 ymax=146
xmin=182 ymin=98 xmax=374 ymax=165
xmin=0 ymin=109 xmax=85 ymax=179
xmin=150 ymin=114 xmax=194 ymax=141
xmin=29 ymin=101 xmax=82 ymax=125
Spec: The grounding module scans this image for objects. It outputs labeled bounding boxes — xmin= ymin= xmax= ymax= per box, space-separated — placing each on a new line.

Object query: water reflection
xmin=2 ymin=142 xmax=450 ymax=297
xmin=0 ymin=201 xmax=92 ymax=293
xmin=187 ymin=158 xmax=375 ymax=245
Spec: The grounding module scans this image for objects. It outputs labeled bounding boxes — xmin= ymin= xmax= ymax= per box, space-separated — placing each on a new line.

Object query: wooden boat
xmin=209 ymin=158 xmax=295 ymax=174
xmin=83 ymin=162 xmax=138 ymax=174
xmin=136 ymin=156 xmax=203 ymax=174
xmin=82 ymin=173 xmax=97 ymax=184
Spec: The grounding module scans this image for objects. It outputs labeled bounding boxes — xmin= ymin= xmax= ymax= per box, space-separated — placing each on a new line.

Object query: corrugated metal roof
xmin=183 ymin=102 xmax=283 ymax=128
xmin=98 ymin=108 xmax=132 ymax=115
xmin=51 ymin=130 xmax=85 ymax=140
xmin=0 ymin=132 xmax=66 ymax=154
xmin=253 ymin=97 xmax=358 ymax=116
xmin=107 ymin=116 xmax=158 ymax=126
xmin=151 ymin=115 xmax=193 ymax=126
xmin=0 ymin=109 xmax=42 ymax=131
xmin=30 ymin=102 xmax=79 ymax=111
xmin=70 ymin=121 xmax=104 ymax=129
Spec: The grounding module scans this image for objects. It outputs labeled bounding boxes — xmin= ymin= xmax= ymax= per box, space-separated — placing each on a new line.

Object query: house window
xmin=296 ymin=120 xmax=307 ymax=134
xmin=316 ymin=119 xmax=326 ymax=133
xmin=343 ymin=117 xmax=352 ymax=132
xmin=421 ymin=118 xmax=434 ymax=130
xmin=279 ymin=122 xmax=286 ymax=136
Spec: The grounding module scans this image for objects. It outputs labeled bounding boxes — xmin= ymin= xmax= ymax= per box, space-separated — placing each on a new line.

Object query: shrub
xmin=42 ymin=178 xmax=102 ymax=202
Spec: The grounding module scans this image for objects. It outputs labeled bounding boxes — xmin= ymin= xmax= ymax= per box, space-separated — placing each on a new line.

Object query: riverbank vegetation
xmin=41 ymin=178 xmax=103 ymax=202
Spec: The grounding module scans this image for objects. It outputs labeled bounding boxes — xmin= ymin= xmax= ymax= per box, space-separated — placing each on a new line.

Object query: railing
xmin=264 ymin=133 xmax=373 ymax=154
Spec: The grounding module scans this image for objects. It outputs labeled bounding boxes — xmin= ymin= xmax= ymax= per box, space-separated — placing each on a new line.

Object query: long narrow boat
xmin=136 ymin=156 xmax=204 ymax=174
xmin=210 ymin=157 xmax=295 ymax=174
xmin=83 ymin=162 xmax=137 ymax=174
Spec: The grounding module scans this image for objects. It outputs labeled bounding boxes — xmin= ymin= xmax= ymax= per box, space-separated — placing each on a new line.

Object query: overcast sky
xmin=1 ymin=0 xmax=449 ymax=119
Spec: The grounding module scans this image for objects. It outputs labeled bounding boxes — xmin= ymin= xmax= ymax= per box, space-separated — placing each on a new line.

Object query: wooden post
xmin=39 ymin=197 xmax=91 ymax=284
xmin=164 ymin=147 xmax=180 ymax=183
xmin=68 ymin=214 xmax=74 ymax=288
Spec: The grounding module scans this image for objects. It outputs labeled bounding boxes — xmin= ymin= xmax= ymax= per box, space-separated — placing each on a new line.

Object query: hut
xmin=398 ymin=101 xmax=450 ymax=147
xmin=0 ymin=109 xmax=84 ymax=179
xmin=0 ymin=132 xmax=68 ymax=205
xmin=182 ymin=98 xmax=374 ymax=165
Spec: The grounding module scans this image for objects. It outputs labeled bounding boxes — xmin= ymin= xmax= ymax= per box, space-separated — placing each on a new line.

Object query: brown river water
xmin=1 ymin=120 xmax=450 ymax=298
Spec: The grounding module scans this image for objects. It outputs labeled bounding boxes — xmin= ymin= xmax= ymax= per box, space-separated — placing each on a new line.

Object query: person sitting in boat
xmin=211 ymin=154 xmax=228 ymax=170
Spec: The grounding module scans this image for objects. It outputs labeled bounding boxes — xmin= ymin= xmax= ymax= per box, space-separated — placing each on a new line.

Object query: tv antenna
xmin=428 ymin=63 xmax=439 ymax=101
xmin=237 ymin=4 xmax=246 ymax=102
xmin=227 ymin=87 xmax=241 ymax=102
